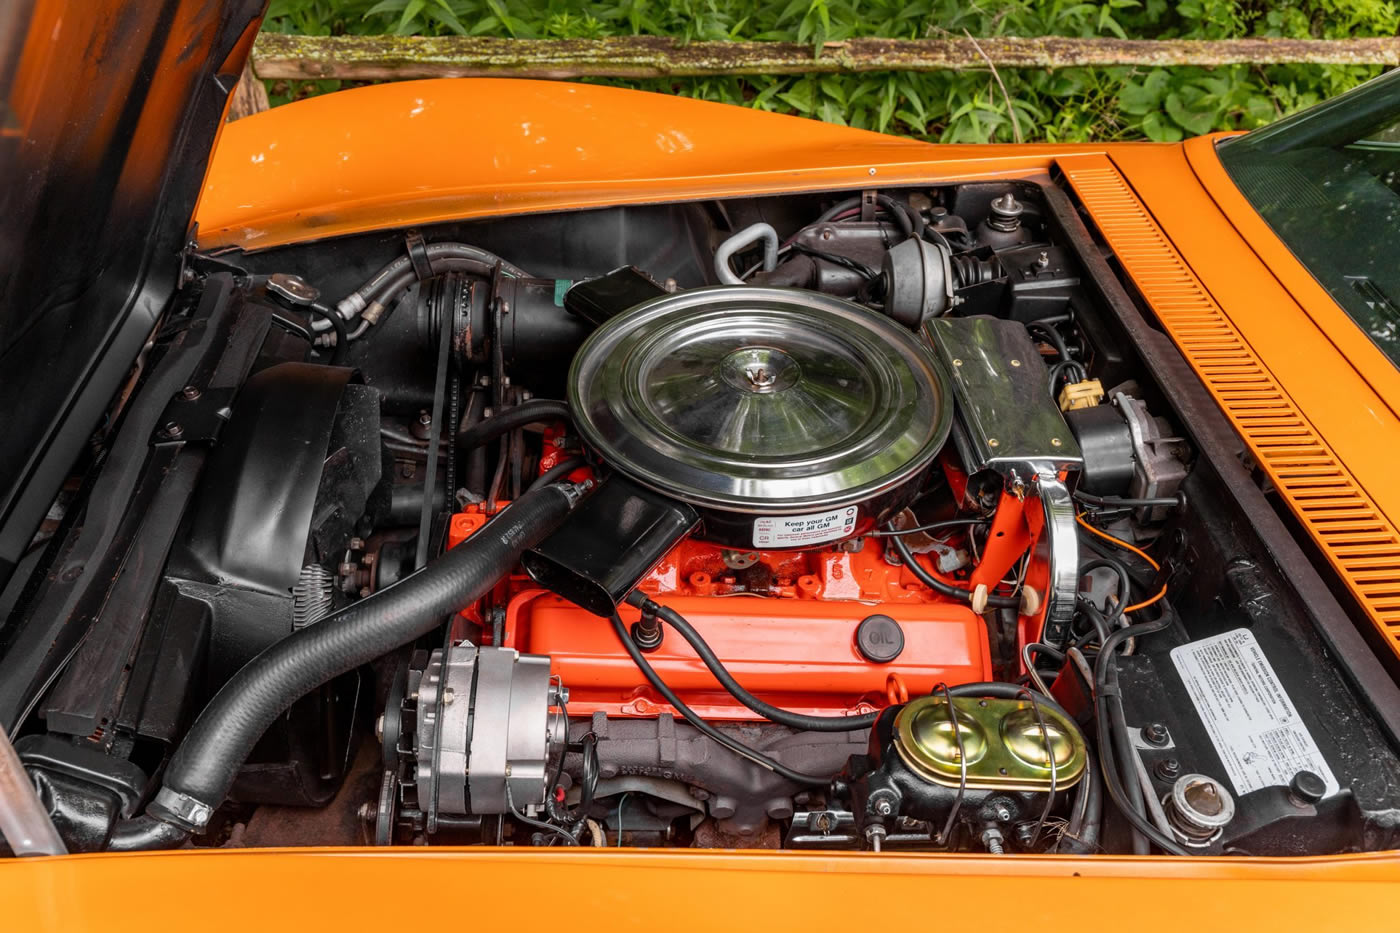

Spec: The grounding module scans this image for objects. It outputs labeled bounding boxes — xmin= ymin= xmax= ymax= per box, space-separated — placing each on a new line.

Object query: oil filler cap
xmin=855 ymin=614 xmax=904 ymax=663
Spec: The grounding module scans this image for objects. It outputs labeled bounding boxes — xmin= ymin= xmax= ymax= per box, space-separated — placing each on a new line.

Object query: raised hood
xmin=0 ymin=0 xmax=264 ymax=586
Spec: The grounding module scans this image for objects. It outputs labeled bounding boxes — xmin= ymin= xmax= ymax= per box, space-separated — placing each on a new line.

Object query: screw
xmin=181 ymin=385 xmax=201 ymax=400
xmin=442 ymin=688 xmax=455 ymax=706
xmin=1051 ymin=437 xmax=1062 ymax=447
xmin=349 ymin=537 xmax=365 ymax=551
xmin=1036 ymin=250 xmax=1050 ymax=269
xmin=988 ymin=438 xmax=999 ymax=448
xmin=868 ymin=167 xmax=877 ymax=176
xmin=1010 ymin=359 xmax=1021 ymax=367
xmin=1155 ymin=757 xmax=1182 ymax=781
xmin=417 ymin=411 xmax=432 ymax=426
xmin=981 ymin=827 xmax=1006 ymax=855
xmin=812 ymin=811 xmax=835 ymax=833
xmin=162 ymin=421 xmax=183 ymax=439
xmin=952 ymin=358 xmax=963 ymax=367
xmin=1142 ymin=722 xmax=1170 ymax=747
xmin=375 ymin=715 xmax=384 ymax=740
xmin=357 ymin=803 xmax=377 ymax=822
xmin=874 ymin=798 xmax=893 ymax=816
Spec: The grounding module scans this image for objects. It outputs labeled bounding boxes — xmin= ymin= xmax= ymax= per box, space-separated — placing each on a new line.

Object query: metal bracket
xmin=151 ymin=386 xmax=235 ymax=446
xmin=1033 ymin=469 xmax=1079 ymax=647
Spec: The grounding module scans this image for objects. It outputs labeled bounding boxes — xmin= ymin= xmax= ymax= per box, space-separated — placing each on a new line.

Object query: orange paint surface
xmin=194 ymin=78 xmax=1117 ymax=250
xmin=3 ymin=847 xmax=1399 ymax=932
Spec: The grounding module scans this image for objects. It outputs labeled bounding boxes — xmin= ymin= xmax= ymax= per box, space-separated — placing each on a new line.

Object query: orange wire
xmin=1075 ymin=513 xmax=1160 ymax=570
xmin=1075 ymin=512 xmax=1166 ymax=613
xmin=1123 ymin=585 xmax=1168 ymax=614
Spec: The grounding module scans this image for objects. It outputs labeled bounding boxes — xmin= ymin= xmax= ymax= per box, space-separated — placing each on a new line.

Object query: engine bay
xmin=5 ymin=178 xmax=1400 ymax=857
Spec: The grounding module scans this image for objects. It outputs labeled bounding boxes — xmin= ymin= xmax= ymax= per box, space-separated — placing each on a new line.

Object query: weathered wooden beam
xmin=228 ymin=60 xmax=271 ymax=120
xmin=252 ymin=33 xmax=1400 ymax=81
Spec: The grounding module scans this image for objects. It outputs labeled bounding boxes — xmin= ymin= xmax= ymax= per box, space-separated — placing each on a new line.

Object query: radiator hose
xmin=107 ymin=482 xmax=587 ymax=851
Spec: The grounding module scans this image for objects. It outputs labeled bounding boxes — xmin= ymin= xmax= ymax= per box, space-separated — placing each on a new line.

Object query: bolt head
xmin=181 ymin=385 xmax=201 ymax=400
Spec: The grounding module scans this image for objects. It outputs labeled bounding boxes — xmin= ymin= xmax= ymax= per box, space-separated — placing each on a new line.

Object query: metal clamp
xmin=150 ymin=786 xmax=215 ymax=832
xmin=404 ymin=229 xmax=434 ymax=282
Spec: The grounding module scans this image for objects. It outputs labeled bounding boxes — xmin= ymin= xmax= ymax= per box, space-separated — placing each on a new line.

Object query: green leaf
xmin=1165 ymin=91 xmax=1216 ymax=135
xmin=1142 ymin=111 xmax=1183 ymax=142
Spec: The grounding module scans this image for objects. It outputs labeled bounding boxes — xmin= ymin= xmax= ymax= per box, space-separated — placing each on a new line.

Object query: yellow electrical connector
xmin=1058 ymin=378 xmax=1104 ymax=411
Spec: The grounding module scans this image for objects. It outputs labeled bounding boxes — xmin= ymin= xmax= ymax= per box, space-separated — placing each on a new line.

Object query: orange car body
xmin=6 ymin=68 xmax=1400 ymax=931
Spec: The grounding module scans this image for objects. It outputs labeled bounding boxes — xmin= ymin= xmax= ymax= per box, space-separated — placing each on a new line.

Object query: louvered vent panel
xmin=1063 ymin=160 xmax=1400 ymax=647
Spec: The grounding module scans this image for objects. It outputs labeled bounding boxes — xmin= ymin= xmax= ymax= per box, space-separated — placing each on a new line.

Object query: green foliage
xmin=262 ymin=0 xmax=1397 ymax=141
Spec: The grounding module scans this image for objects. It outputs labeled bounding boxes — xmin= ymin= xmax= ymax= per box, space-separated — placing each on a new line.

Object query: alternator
xmin=409 ymin=644 xmax=566 ymax=821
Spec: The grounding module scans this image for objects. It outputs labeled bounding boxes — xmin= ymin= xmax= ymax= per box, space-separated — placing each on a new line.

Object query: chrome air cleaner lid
xmin=569 ymin=287 xmax=952 ymax=520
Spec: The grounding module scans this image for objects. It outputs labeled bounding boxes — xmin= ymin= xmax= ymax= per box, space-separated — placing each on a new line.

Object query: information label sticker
xmin=753 ymin=506 xmax=857 ymax=548
xmin=1170 ymin=628 xmax=1339 ymax=798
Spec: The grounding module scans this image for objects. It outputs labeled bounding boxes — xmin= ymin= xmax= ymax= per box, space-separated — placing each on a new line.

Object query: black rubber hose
xmin=457 ymin=399 xmax=571 ymax=450
xmin=815 ymin=194 xmax=915 ymax=238
xmin=888 ymin=532 xmax=1021 ymax=609
xmin=1079 ymin=557 xmax=1134 ymax=622
xmin=1026 ymin=320 xmax=1072 ymax=361
xmin=629 ymin=594 xmax=879 ymax=732
xmin=1074 ymin=490 xmax=1184 ymax=510
xmin=351 ymin=244 xmax=530 ymax=312
xmin=111 ymin=484 xmax=584 ymax=849
xmin=305 ymin=301 xmax=349 ymax=365
xmin=608 ymin=613 xmax=833 ymax=787
xmin=1093 ymin=617 xmax=1190 ymax=855
xmin=107 ymin=815 xmax=191 ymax=851
xmin=527 ymin=456 xmax=586 ymax=492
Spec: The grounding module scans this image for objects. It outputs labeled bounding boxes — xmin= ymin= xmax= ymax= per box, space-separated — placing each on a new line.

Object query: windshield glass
xmin=1220 ymin=70 xmax=1400 ymax=365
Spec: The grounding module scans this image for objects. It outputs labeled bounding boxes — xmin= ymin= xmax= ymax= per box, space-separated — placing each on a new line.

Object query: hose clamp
xmin=404 ymin=229 xmax=434 ymax=282
xmin=149 ymin=787 xmax=215 ymax=832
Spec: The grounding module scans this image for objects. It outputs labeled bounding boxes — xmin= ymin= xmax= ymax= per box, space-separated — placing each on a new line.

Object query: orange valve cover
xmin=452 ymin=509 xmax=994 ymax=720
xmin=503 ymin=590 xmax=991 ymax=721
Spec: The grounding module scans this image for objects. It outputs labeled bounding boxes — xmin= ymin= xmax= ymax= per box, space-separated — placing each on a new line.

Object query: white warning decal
xmin=753 ymin=506 xmax=857 ymax=548
xmin=1170 ymin=628 xmax=1339 ymax=798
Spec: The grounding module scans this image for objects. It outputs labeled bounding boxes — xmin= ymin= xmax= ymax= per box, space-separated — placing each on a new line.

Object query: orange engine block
xmin=451 ymin=510 xmax=993 ymax=722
